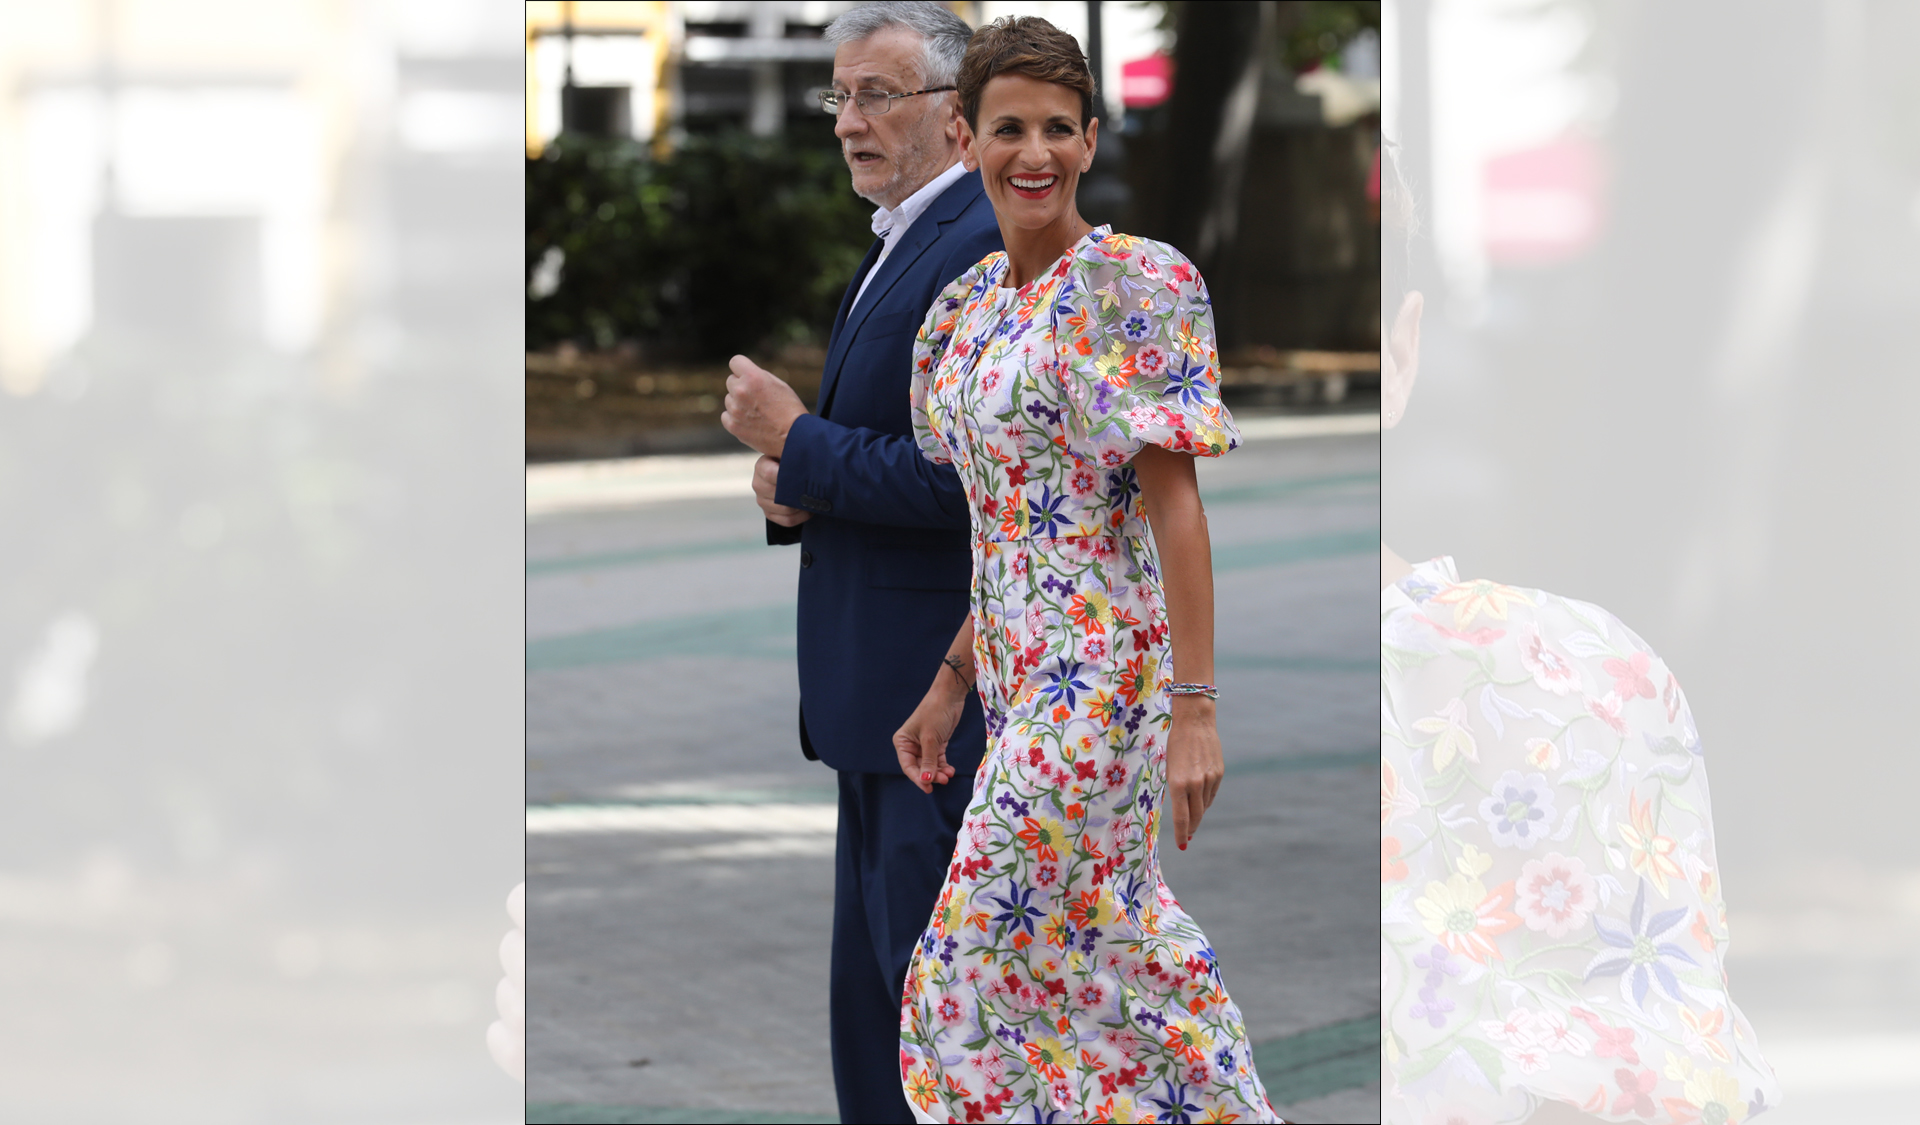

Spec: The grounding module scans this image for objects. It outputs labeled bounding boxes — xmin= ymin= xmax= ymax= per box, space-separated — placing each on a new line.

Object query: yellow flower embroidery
xmin=1173 ymin=317 xmax=1206 ymax=358
xmin=1428 ymin=579 xmax=1534 ymax=628
xmin=1679 ymin=1007 xmax=1733 ymax=1063
xmin=905 ymin=1066 xmax=939 ymax=1111
xmin=1619 ymin=789 xmax=1683 ymax=896
xmin=1412 ymin=698 xmax=1478 ymax=771
xmin=1095 ymin=340 xmax=1129 ymax=387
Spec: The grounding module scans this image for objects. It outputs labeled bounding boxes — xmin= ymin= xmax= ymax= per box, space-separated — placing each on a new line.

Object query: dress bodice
xmin=911 ymin=227 xmax=1238 ymax=546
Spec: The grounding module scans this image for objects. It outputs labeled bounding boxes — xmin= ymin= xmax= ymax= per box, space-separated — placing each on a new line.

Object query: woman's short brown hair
xmin=957 ymin=16 xmax=1096 ymax=131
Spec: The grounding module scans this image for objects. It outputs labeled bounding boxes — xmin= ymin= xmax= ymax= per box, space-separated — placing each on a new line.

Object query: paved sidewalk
xmin=526 ymin=424 xmax=1381 ymax=1123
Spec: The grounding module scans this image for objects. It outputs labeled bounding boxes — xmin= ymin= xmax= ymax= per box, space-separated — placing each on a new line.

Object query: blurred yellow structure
xmin=0 ymin=0 xmax=358 ymax=394
xmin=524 ymin=1 xmax=673 ymax=156
xmin=0 ymin=0 xmax=525 ymax=397
xmin=524 ymin=1 xmax=858 ymax=158
xmin=520 ymin=3 xmax=1161 ymax=158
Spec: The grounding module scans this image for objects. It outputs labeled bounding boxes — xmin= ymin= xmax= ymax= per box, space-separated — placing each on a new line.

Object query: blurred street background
xmin=1385 ymin=0 xmax=1920 ymax=1118
xmin=524 ymin=0 xmax=1384 ymax=461
xmin=525 ymin=1 xmax=1386 ymax=1121
xmin=0 ymin=2 xmax=524 ymax=1122
xmin=526 ymin=421 xmax=1381 ymax=1124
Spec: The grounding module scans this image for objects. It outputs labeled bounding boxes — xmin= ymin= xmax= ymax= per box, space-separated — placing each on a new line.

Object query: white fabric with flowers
xmin=1382 ymin=557 xmax=1781 ymax=1124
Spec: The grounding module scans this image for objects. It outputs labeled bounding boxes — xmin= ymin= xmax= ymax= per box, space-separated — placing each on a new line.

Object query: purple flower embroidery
xmin=1584 ymin=880 xmax=1697 ymax=1008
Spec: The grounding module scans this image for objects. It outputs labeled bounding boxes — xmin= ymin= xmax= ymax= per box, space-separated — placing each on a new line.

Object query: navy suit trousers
xmin=831 ymin=767 xmax=973 ymax=1124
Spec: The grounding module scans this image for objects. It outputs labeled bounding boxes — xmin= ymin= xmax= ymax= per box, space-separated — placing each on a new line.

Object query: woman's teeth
xmin=1010 ymin=175 xmax=1056 ymax=190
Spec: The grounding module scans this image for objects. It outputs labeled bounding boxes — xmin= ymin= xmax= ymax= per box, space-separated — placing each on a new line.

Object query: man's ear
xmin=1383 ymin=290 xmax=1423 ymax=428
xmin=956 ymin=113 xmax=977 ymax=172
xmin=946 ymin=96 xmax=965 ymax=146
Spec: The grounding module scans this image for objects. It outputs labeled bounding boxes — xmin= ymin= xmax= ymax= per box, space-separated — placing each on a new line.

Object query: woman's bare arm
xmin=893 ymin=615 xmax=975 ymax=793
xmin=1132 ymin=444 xmax=1221 ymax=851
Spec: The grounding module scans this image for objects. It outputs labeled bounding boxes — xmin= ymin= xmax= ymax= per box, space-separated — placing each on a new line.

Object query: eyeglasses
xmin=816 ymin=86 xmax=957 ymax=117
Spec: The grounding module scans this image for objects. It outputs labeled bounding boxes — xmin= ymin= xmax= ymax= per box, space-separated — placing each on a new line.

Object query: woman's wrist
xmin=935 ymin=654 xmax=975 ymax=700
xmin=1170 ymin=693 xmax=1217 ymax=720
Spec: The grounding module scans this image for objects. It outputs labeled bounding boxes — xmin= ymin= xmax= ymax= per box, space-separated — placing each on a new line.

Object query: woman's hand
xmin=894 ymin=679 xmax=967 ymax=794
xmin=1166 ymin=696 xmax=1224 ymax=850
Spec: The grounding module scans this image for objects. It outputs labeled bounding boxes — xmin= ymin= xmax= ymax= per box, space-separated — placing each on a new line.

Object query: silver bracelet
xmin=1169 ymin=682 xmax=1218 ymax=699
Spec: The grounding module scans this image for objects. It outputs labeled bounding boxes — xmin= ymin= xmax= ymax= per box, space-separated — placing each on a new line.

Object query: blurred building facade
xmin=0 ymin=2 xmax=525 ymax=1120
xmin=522 ymin=1 xmax=1177 ymax=155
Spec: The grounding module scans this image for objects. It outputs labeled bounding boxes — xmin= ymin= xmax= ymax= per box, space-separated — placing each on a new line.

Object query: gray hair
xmin=824 ymin=2 xmax=973 ymax=88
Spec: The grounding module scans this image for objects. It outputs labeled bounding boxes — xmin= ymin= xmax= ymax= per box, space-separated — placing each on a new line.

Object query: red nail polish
xmin=921 ymin=772 xmax=931 ymax=781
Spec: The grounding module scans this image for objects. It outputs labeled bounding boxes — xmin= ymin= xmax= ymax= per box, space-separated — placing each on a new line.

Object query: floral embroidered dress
xmin=898 ymin=227 xmax=1278 ymax=1124
xmin=1382 ymin=557 xmax=1782 ymax=1124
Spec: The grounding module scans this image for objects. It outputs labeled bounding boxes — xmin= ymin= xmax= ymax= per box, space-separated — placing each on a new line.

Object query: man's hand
xmin=721 ymin=355 xmax=808 ymax=459
xmin=753 ymin=455 xmax=811 ymax=528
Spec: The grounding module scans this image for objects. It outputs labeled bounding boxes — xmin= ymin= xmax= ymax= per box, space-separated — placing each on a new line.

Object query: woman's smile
xmin=1008 ymin=173 xmax=1058 ymax=199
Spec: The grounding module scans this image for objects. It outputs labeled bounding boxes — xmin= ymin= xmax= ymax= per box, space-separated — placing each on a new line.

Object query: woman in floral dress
xmin=887 ymin=18 xmax=1279 ymax=1125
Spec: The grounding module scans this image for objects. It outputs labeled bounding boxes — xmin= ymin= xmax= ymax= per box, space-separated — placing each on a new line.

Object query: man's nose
xmin=834 ymin=105 xmax=868 ymax=139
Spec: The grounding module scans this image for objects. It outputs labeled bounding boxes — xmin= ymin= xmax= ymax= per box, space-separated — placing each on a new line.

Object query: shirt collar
xmin=870 ymin=160 xmax=967 ymax=240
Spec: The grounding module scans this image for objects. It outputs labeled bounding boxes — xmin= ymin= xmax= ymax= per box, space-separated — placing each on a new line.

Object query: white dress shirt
xmin=849 ymin=160 xmax=969 ymax=312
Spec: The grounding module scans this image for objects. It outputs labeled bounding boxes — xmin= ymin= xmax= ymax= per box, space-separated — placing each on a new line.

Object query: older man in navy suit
xmin=718 ymin=4 xmax=1000 ymax=1121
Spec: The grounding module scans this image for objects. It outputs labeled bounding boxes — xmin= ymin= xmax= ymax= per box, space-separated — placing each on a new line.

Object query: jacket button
xmin=800 ymin=550 xmax=813 ymax=568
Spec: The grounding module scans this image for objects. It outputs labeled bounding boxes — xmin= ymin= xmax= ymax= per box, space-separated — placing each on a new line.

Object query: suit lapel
xmin=814 ymin=172 xmax=987 ymax=419
xmin=817 ymin=238 xmax=885 ymax=414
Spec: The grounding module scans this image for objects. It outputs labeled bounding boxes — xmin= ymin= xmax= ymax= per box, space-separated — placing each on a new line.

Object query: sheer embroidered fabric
xmin=1382 ymin=557 xmax=1781 ymax=1123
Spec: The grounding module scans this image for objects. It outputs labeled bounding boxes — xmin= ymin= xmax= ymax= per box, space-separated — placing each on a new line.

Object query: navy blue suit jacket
xmin=769 ymin=171 xmax=1002 ymax=775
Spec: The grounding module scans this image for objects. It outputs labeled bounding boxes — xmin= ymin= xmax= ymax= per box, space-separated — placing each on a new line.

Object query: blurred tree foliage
xmin=1138 ymin=1 xmax=1380 ymax=73
xmin=1280 ymin=0 xmax=1381 ymax=72
xmin=526 ymin=132 xmax=873 ymax=359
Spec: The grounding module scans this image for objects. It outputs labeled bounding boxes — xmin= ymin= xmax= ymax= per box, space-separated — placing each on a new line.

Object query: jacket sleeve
xmin=770 ymin=227 xmax=1002 ymax=531
xmin=773 ymin=413 xmax=970 ymax=529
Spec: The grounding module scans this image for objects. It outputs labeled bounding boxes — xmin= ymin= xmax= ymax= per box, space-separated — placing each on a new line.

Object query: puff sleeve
xmin=908 ymin=258 xmax=996 ymax=467
xmin=1051 ymin=234 xmax=1240 ymax=465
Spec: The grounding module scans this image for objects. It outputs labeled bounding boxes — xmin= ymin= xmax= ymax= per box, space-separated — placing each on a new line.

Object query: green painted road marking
xmin=1217 ymin=653 xmax=1376 ymax=674
xmin=1234 ymin=749 xmax=1378 ymax=775
xmin=528 ymin=537 xmax=765 ymax=576
xmin=1253 ymin=1013 xmax=1381 ymax=1107
xmin=530 ymin=787 xmax=839 ymax=810
xmin=528 ymin=526 xmax=1375 ymax=670
xmin=1206 ymin=470 xmax=1379 ymax=506
xmin=526 ymin=752 xmax=1372 ymax=816
xmin=523 ymin=1015 xmax=1379 ymax=1123
xmin=527 ymin=604 xmax=796 ymax=670
xmin=528 ymin=608 xmax=1373 ymax=672
xmin=526 ymin=1107 xmax=835 ymax=1124
xmin=525 ymin=474 xmax=1375 ymax=577
xmin=1213 ymin=527 xmax=1377 ymax=572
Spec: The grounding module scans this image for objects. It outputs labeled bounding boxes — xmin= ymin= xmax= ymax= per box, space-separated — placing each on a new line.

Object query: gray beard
xmin=853 ymin=121 xmax=945 ymax=209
